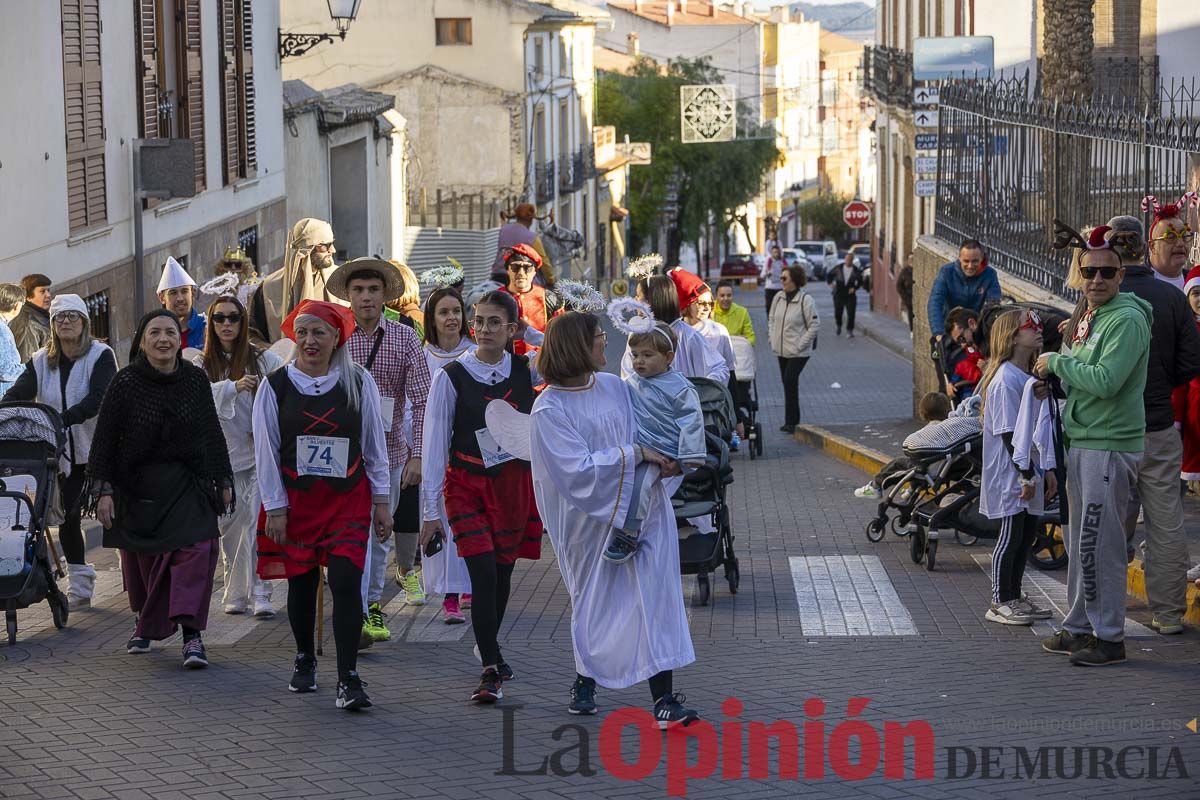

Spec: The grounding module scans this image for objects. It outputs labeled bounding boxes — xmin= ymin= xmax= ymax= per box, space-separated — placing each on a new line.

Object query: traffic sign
xmin=913 ymin=86 xmax=940 ymax=106
xmin=915 ymin=180 xmax=936 ymax=198
xmin=915 ymin=133 xmax=938 ymax=151
xmin=842 ymin=200 xmax=871 ymax=229
xmin=913 ymin=36 xmax=995 ymax=79
xmin=914 ymin=109 xmax=939 ymax=128
xmin=915 ymin=156 xmax=938 ymax=174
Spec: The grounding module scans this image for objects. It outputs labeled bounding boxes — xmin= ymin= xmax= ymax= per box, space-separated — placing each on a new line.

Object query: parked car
xmin=780 ymin=248 xmax=808 ymax=279
xmin=720 ymin=253 xmax=761 ymax=281
xmin=848 ymin=244 xmax=872 ymax=268
xmin=793 ymin=240 xmax=838 ymax=281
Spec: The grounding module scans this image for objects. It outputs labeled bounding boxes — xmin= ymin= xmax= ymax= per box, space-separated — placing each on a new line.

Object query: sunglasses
xmin=1018 ymin=309 xmax=1044 ymax=333
xmin=211 ymin=313 xmax=243 ymax=324
xmin=508 ymin=262 xmax=537 ymax=273
xmin=1079 ymin=266 xmax=1121 ymax=280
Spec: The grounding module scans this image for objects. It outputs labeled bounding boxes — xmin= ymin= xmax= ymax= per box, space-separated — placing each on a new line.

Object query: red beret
xmin=668 ymin=268 xmax=709 ymax=313
xmin=282 ymin=300 xmax=357 ymax=348
xmin=505 ymin=243 xmax=543 ymax=269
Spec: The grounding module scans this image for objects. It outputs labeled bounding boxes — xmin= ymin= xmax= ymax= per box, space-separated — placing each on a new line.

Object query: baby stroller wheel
xmin=49 ymin=590 xmax=69 ymax=630
xmin=5 ymin=603 xmax=16 ymax=646
xmin=925 ymin=538 xmax=938 ymax=571
xmin=865 ymin=518 xmax=886 ymax=543
xmin=910 ymin=528 xmax=926 ymax=564
xmin=1029 ymin=521 xmax=1068 ymax=571
xmin=696 ymin=572 xmax=711 ymax=606
xmin=725 ymin=558 xmax=740 ymax=594
xmin=955 ymin=530 xmax=978 ymax=546
xmin=748 ymin=437 xmax=757 ymax=460
xmin=889 ymin=516 xmax=910 ymax=538
xmin=754 ymin=424 xmax=764 ymax=456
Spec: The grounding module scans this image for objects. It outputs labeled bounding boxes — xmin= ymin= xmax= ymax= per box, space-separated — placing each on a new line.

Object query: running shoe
xmin=223 ymin=603 xmax=247 ymax=615
xmin=182 ymin=637 xmax=208 ymax=669
xmin=1150 ymin=617 xmax=1184 ymax=635
xmin=253 ymin=597 xmax=275 ymax=618
xmin=853 ymin=484 xmax=879 ymax=499
xmin=357 ymin=616 xmax=374 ymax=651
xmin=471 ymin=668 xmax=504 ymax=703
xmin=985 ymin=603 xmax=1034 ymax=626
xmin=497 ymin=661 xmax=514 ymax=682
xmin=401 ymin=569 xmax=426 ymax=606
xmin=461 ymin=593 xmax=472 ymax=609
xmin=568 ymin=676 xmax=597 ymax=715
xmin=1041 ymin=629 xmax=1091 ymax=655
xmin=653 ymin=693 xmax=700 ymax=730
xmin=364 ymin=602 xmax=391 ymax=641
xmin=603 ymin=531 xmax=639 ymax=564
xmin=443 ymin=595 xmax=466 ymax=624
xmin=1016 ymin=595 xmax=1052 ymax=619
xmin=290 ymin=653 xmax=317 ymax=693
xmin=336 ymin=672 xmax=372 ymax=710
xmin=1187 ymin=563 xmax=1200 ymax=582
xmin=126 ymin=635 xmax=151 ymax=654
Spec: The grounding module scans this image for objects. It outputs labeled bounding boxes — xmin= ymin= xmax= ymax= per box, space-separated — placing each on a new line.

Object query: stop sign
xmin=843 ymin=200 xmax=871 ymax=229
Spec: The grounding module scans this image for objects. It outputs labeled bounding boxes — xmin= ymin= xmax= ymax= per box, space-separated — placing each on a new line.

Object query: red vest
xmin=502 ymin=285 xmax=548 ymax=356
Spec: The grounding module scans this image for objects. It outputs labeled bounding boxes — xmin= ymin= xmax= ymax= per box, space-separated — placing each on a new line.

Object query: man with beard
xmin=158 ymin=257 xmax=206 ymax=349
xmin=249 ymin=218 xmax=345 ymax=343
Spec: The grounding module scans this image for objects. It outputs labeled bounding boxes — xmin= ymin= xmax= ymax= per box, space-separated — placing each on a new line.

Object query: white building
xmin=0 ymin=0 xmax=287 ymax=358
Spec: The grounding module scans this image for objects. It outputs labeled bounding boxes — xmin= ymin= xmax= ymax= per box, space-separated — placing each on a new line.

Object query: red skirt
xmin=444 ymin=462 xmax=542 ymax=565
xmin=256 ymin=473 xmax=371 ymax=580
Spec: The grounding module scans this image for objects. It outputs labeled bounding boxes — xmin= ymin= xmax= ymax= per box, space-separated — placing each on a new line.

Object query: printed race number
xmin=296 ymin=435 xmax=350 ymax=478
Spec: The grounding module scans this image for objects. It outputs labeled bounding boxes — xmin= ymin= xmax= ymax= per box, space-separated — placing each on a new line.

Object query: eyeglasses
xmin=211 ymin=313 xmax=243 ymax=325
xmin=312 ymin=242 xmax=336 ymax=253
xmin=1151 ymin=226 xmax=1194 ymax=243
xmin=1079 ymin=266 xmax=1121 ymax=280
xmin=472 ymin=317 xmax=513 ymax=332
xmin=1018 ymin=309 xmax=1044 ymax=333
xmin=694 ymin=301 xmax=714 ymax=309
xmin=53 ymin=312 xmax=84 ymax=324
xmin=594 ymin=330 xmax=608 ymax=342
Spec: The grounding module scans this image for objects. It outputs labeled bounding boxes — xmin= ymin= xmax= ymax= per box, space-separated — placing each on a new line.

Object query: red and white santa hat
xmin=1183 ymin=265 xmax=1200 ymax=296
xmin=668 ymin=267 xmax=709 ymax=312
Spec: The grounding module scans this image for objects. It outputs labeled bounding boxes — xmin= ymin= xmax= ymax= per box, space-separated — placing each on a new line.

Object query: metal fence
xmin=935 ymin=72 xmax=1200 ymax=298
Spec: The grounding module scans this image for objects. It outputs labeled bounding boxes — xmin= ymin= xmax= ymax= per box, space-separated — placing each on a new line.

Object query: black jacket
xmin=1119 ymin=264 xmax=1200 ymax=432
xmin=826 ymin=264 xmax=864 ymax=297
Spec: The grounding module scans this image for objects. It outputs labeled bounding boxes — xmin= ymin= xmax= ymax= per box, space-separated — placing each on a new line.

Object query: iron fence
xmin=934 ymin=71 xmax=1200 ymax=299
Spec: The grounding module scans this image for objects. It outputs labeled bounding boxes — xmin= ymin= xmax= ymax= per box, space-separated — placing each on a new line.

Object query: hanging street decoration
xmin=680 ymin=84 xmax=737 ymax=144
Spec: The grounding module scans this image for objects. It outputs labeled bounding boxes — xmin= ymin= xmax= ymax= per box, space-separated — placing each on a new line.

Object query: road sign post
xmin=843 ymin=200 xmax=871 ymax=229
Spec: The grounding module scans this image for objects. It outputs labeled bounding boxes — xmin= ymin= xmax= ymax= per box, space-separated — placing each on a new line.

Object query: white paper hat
xmin=158 ymin=256 xmax=197 ymax=293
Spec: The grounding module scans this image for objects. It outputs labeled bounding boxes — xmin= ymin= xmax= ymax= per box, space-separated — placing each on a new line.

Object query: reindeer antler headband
xmin=1052 ymin=219 xmax=1114 ymax=252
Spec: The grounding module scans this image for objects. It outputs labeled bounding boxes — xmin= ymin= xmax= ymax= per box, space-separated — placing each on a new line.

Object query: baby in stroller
xmin=854 ymin=392 xmax=952 ymax=499
xmin=605 ymin=320 xmax=707 ymax=563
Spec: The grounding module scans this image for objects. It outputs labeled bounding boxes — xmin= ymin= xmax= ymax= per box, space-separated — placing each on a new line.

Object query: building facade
xmin=0 ymin=0 xmax=287 ymax=358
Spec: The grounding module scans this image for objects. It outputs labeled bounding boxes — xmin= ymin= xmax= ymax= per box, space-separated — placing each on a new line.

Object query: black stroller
xmin=672 ymin=378 xmax=738 ymax=605
xmin=730 ymin=336 xmax=764 ymax=459
xmin=0 ymin=402 xmax=70 ymax=644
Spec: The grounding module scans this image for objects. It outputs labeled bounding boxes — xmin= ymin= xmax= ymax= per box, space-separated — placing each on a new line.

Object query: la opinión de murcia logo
xmin=498 ymin=698 xmax=1192 ymax=796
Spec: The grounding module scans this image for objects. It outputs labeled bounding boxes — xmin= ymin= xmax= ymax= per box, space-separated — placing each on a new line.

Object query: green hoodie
xmin=1047 ymin=291 xmax=1152 ymax=452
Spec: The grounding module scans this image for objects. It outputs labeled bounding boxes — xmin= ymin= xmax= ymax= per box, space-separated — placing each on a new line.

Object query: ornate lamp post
xmin=279 ymin=0 xmax=363 ymax=61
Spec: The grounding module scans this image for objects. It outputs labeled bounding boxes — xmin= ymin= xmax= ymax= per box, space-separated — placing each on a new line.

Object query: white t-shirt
xmin=980 ymin=361 xmax=1044 ymax=519
xmin=1154 ymin=270 xmax=1186 ymax=292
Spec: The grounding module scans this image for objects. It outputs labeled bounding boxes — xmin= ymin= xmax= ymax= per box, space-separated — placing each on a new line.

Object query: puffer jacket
xmin=768 ymin=290 xmax=819 ymax=358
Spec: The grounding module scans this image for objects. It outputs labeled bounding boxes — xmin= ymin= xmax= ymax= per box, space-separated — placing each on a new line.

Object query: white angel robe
xmin=531 ymin=372 xmax=695 ymax=689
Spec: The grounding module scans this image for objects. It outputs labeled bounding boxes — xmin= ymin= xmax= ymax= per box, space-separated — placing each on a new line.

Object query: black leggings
xmin=58 ymin=467 xmax=88 ymax=564
xmin=991 ymin=512 xmax=1038 ymax=604
xmin=580 ymin=669 xmax=674 ymax=703
xmin=777 ymin=356 xmax=810 ymax=427
xmin=464 ymin=551 xmax=515 ymax=667
xmin=287 ymin=555 xmax=363 ymax=681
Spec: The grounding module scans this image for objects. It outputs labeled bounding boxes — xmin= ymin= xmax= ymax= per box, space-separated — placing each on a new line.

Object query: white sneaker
xmin=252 ymin=598 xmax=274 ymax=618
xmin=1186 ymin=564 xmax=1200 ymax=582
xmin=853 ymin=484 xmax=879 ymax=499
xmin=985 ymin=603 xmax=1034 ymax=626
xmin=223 ymin=603 xmax=247 ymax=615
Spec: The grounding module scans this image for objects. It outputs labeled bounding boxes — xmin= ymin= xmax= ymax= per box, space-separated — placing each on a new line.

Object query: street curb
xmin=792 ymin=424 xmax=891 ymax=475
xmin=1127 ymin=558 xmax=1200 ymax=628
xmin=857 ymin=323 xmax=913 ymax=360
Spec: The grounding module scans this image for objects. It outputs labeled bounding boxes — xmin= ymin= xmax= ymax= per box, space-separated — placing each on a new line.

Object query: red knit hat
xmin=1184 ymin=265 xmax=1200 ymax=296
xmin=668 ymin=268 xmax=709 ymax=312
xmin=282 ymin=299 xmax=356 ymax=348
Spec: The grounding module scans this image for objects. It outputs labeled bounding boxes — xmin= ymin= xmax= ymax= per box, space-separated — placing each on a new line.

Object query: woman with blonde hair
xmin=976 ymin=308 xmax=1056 ymax=626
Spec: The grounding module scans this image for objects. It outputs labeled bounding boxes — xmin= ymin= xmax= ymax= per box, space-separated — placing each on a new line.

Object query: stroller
xmin=672 ymin=378 xmax=738 ymax=605
xmin=0 ymin=402 xmax=70 ymax=644
xmin=729 ymin=336 xmax=764 ymax=459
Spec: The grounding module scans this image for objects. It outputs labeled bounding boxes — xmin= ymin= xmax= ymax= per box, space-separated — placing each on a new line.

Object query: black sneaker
xmin=1041 ymin=629 xmax=1091 ymax=655
xmin=1070 ymin=637 xmax=1127 ymax=667
xmin=182 ymin=637 xmax=208 ymax=669
xmin=289 ymin=653 xmax=317 ymax=693
xmin=568 ymin=676 xmax=598 ymax=715
xmin=603 ymin=532 xmax=639 ymax=564
xmin=497 ymin=661 xmax=514 ymax=682
xmin=779 ymin=424 xmax=795 ymax=434
xmin=335 ymin=672 xmax=372 ymax=710
xmin=471 ymin=667 xmax=504 ymax=704
xmin=127 ymin=635 xmax=151 ymax=654
xmin=653 ymin=692 xmax=700 ymax=730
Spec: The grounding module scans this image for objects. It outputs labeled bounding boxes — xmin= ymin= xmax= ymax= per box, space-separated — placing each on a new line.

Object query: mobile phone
xmin=423 ymin=531 xmax=444 ymax=558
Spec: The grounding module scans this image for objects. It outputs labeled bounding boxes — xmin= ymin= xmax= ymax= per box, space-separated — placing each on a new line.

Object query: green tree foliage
xmin=597 ymin=57 xmax=781 ymax=255
xmin=799 ymin=193 xmax=854 ymax=242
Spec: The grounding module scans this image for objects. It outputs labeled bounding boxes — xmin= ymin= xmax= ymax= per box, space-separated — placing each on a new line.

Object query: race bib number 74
xmin=296 ymin=435 xmax=351 ymax=479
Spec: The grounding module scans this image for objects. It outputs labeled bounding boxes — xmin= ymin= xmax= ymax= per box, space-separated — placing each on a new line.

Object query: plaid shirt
xmin=346 ymin=318 xmax=431 ymax=469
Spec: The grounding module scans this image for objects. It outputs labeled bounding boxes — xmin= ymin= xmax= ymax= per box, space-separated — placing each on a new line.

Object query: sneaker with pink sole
xmin=443 ymin=595 xmax=466 ymax=624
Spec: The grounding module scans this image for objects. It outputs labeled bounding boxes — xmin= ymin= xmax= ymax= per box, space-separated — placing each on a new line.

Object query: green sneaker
xmin=363 ymin=602 xmax=391 ymax=642
xmin=402 ymin=569 xmax=426 ymax=606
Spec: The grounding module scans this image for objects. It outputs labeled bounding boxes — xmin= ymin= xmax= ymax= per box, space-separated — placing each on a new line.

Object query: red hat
xmin=1184 ymin=265 xmax=1200 ymax=296
xmin=282 ymin=299 xmax=356 ymax=348
xmin=668 ymin=268 xmax=709 ymax=312
xmin=504 ymin=242 xmax=543 ymax=269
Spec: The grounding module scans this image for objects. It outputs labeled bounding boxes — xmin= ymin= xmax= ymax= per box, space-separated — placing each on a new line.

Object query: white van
xmin=792 ymin=240 xmax=838 ymax=280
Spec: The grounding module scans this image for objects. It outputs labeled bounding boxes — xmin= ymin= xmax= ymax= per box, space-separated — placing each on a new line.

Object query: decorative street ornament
xmin=680 ymin=84 xmax=736 ymax=144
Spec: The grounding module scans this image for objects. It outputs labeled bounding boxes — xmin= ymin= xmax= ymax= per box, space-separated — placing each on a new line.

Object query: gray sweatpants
xmin=1063 ymin=448 xmax=1141 ymax=643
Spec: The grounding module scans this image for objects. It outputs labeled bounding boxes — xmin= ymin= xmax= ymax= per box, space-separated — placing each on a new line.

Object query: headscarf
xmin=281 ymin=218 xmax=335 ymax=320
xmin=129 ymin=309 xmax=183 ymax=364
xmin=281 ymin=300 xmax=356 ymax=348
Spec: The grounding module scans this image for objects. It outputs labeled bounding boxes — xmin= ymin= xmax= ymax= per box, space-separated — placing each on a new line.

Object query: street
xmin=3 ymin=286 xmax=1199 ymax=800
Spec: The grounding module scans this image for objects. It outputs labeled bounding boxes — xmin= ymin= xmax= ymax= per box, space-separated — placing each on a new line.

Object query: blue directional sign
xmin=913 ymin=36 xmax=994 ymax=80
xmin=915 ymin=133 xmax=938 ymax=151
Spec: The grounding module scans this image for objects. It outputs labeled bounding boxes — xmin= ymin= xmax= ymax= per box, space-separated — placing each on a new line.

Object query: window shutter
xmin=220 ymin=0 xmax=239 ymax=184
xmin=182 ymin=0 xmax=205 ymax=192
xmin=136 ymin=0 xmax=158 ymax=138
xmin=239 ymin=0 xmax=257 ymax=177
xmin=62 ymin=0 xmax=107 ymax=232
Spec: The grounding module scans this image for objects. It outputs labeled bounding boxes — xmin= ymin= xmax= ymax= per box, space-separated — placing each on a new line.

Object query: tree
xmin=597 ymin=56 xmax=781 ymax=262
xmin=1041 ymin=0 xmax=1095 ymax=102
xmin=799 ymin=193 xmax=854 ymax=243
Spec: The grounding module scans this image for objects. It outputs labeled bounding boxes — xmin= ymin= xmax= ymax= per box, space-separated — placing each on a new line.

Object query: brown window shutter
xmin=183 ymin=0 xmax=205 ymax=192
xmin=62 ymin=0 xmax=107 ymax=232
xmin=220 ymin=0 xmax=239 ymax=184
xmin=239 ymin=0 xmax=257 ymax=177
xmin=136 ymin=0 xmax=158 ymax=138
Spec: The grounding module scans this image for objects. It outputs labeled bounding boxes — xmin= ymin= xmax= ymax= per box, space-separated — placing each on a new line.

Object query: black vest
xmin=444 ymin=355 xmax=534 ymax=476
xmin=269 ymin=368 xmax=364 ymax=492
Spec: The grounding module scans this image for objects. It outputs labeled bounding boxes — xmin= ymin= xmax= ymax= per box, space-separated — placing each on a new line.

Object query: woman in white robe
xmin=531 ymin=311 xmax=699 ymax=728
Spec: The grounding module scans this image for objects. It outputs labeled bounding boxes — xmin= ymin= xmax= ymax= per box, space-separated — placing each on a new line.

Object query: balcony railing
xmin=863 ymin=45 xmax=912 ymax=110
xmin=536 ymin=160 xmax=556 ymax=204
xmin=558 ymin=153 xmax=573 ymax=192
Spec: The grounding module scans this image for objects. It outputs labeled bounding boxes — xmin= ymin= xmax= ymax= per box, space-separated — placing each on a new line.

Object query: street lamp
xmin=279 ymin=0 xmax=363 ymax=60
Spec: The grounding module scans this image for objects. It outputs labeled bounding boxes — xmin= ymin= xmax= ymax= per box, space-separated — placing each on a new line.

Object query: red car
xmin=720 ymin=253 xmax=762 ymax=282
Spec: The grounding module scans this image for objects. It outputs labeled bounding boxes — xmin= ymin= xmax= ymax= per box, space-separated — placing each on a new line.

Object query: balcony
xmin=536 ymin=160 xmax=556 ymax=204
xmin=863 ymin=46 xmax=912 ymax=110
xmin=558 ymin=152 xmax=573 ymax=192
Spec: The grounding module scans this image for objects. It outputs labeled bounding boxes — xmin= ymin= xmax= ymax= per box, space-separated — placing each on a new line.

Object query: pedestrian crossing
xmin=788 ymin=555 xmax=919 ymax=636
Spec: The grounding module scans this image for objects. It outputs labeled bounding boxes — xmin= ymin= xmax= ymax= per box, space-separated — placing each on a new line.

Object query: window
xmin=435 ymin=18 xmax=472 ymax=46
xmin=534 ymin=37 xmax=545 ymax=78
xmin=220 ymin=0 xmax=257 ymax=184
xmin=62 ymin=0 xmax=107 ymax=232
xmin=238 ymin=225 xmax=258 ymax=268
xmin=559 ymin=35 xmax=569 ymax=77
xmin=84 ymin=290 xmax=110 ymax=341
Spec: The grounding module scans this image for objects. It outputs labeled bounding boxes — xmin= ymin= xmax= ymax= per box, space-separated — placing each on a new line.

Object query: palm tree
xmin=1041 ymin=0 xmax=1096 ymax=102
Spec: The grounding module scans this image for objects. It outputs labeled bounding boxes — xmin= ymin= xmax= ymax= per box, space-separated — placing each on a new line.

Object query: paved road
xmin=3 ymin=286 xmax=1200 ymax=799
